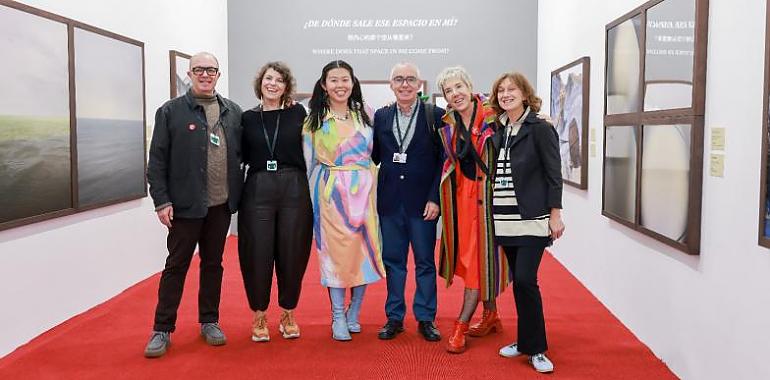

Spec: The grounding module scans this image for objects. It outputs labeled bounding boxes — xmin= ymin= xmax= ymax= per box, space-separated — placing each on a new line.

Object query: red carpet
xmin=0 ymin=237 xmax=676 ymax=379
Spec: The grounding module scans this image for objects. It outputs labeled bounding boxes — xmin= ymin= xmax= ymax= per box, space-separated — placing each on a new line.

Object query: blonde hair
xmin=436 ymin=66 xmax=473 ymax=96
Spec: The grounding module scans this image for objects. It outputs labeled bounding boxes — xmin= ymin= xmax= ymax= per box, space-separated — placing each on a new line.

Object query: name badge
xmin=266 ymin=160 xmax=278 ymax=171
xmin=210 ymin=133 xmax=220 ymax=146
xmin=392 ymin=152 xmax=407 ymax=164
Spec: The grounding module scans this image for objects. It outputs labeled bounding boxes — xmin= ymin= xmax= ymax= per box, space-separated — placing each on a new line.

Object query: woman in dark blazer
xmin=488 ymin=72 xmax=564 ymax=374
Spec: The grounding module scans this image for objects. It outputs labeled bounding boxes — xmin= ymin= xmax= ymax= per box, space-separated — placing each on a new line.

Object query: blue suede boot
xmin=329 ymin=287 xmax=351 ymax=341
xmin=346 ymin=285 xmax=366 ymax=333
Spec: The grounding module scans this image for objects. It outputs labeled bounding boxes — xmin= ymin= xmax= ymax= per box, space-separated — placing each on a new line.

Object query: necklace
xmin=330 ymin=109 xmax=350 ymax=121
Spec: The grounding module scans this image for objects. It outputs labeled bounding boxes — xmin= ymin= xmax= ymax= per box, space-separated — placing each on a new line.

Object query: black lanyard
xmin=258 ymin=106 xmax=281 ymax=159
xmin=395 ymin=102 xmax=418 ymax=153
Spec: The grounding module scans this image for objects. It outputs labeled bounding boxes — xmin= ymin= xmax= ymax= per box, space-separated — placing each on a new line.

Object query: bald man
xmin=145 ymin=52 xmax=243 ymax=358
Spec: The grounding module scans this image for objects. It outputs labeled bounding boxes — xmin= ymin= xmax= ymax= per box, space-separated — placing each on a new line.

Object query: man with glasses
xmin=372 ymin=62 xmax=444 ymax=342
xmin=145 ymin=52 xmax=243 ymax=358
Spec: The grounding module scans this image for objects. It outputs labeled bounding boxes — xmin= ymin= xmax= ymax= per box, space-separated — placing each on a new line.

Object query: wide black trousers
xmin=238 ymin=168 xmax=313 ymax=311
xmin=503 ymin=245 xmax=548 ymax=355
xmin=153 ymin=203 xmax=231 ymax=332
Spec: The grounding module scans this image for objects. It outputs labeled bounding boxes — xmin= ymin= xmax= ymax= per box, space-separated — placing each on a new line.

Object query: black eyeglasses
xmin=391 ymin=76 xmax=419 ymax=86
xmin=191 ymin=66 xmax=219 ymax=76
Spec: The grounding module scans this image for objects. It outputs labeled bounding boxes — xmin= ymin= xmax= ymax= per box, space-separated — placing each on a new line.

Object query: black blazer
xmin=147 ymin=90 xmax=244 ymax=218
xmin=492 ymin=111 xmax=562 ymax=218
xmin=372 ymin=101 xmax=445 ymax=217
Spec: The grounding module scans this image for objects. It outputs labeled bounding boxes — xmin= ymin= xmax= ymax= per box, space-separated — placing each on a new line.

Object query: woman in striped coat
xmin=435 ymin=66 xmax=510 ymax=354
xmin=489 ymin=72 xmax=564 ymax=374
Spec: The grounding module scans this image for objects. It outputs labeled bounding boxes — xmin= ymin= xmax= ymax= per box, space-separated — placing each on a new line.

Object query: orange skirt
xmin=454 ymin=171 xmax=480 ymax=290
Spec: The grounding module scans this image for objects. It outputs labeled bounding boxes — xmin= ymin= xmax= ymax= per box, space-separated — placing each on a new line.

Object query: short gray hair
xmin=436 ymin=66 xmax=473 ymax=95
xmin=389 ymin=62 xmax=421 ymax=79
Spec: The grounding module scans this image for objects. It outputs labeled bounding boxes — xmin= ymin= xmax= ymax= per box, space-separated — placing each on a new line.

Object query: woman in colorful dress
xmin=239 ymin=62 xmax=312 ymax=342
xmin=489 ymin=72 xmax=564 ymax=373
xmin=303 ymin=60 xmax=385 ymax=341
xmin=435 ymin=66 xmax=510 ymax=353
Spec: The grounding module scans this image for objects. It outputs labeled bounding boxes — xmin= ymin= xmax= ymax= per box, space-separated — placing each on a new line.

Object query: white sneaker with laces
xmin=529 ymin=353 xmax=554 ymax=373
xmin=499 ymin=342 xmax=522 ymax=358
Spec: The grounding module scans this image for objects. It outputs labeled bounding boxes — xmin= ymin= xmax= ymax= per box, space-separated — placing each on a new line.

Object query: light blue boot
xmin=329 ymin=287 xmax=351 ymax=341
xmin=346 ymin=285 xmax=366 ymax=333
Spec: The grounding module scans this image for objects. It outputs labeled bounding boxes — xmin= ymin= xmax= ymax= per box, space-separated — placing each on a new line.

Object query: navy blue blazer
xmin=372 ymin=101 xmax=445 ymax=217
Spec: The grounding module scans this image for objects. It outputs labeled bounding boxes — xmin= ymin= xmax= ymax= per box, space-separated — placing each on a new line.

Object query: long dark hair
xmin=306 ymin=60 xmax=370 ymax=131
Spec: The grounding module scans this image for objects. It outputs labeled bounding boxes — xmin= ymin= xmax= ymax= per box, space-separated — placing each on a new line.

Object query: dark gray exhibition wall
xmin=227 ymin=0 xmax=538 ymax=108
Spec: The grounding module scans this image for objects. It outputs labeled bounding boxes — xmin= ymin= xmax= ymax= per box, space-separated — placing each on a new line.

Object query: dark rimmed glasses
xmin=391 ymin=76 xmax=419 ymax=87
xmin=191 ymin=66 xmax=219 ymax=76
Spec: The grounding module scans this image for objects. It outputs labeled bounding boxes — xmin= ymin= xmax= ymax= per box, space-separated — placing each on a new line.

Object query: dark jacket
xmin=372 ymin=101 xmax=444 ymax=217
xmin=492 ymin=111 xmax=562 ymax=218
xmin=147 ymin=90 xmax=243 ymax=218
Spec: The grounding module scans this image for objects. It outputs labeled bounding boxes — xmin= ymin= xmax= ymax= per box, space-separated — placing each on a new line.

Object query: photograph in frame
xmin=0 ymin=4 xmax=71 ymax=224
xmin=170 ymin=50 xmax=191 ymax=98
xmin=74 ymin=27 xmax=146 ymax=208
xmin=551 ymin=57 xmax=590 ymax=189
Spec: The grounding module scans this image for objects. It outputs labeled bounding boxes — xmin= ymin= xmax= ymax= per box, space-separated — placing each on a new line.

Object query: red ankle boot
xmin=468 ymin=309 xmax=502 ymax=337
xmin=446 ymin=320 xmax=469 ymax=353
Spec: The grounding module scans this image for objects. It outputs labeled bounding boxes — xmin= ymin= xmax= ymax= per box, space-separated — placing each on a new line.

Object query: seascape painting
xmin=0 ymin=5 xmax=71 ymax=225
xmin=74 ymin=27 xmax=145 ymax=208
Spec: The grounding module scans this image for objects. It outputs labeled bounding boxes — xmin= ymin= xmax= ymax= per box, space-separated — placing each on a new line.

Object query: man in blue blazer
xmin=372 ymin=62 xmax=444 ymax=342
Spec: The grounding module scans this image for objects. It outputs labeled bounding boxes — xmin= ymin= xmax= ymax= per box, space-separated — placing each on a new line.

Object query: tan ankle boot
xmin=279 ymin=309 xmax=300 ymax=339
xmin=251 ymin=310 xmax=269 ymax=342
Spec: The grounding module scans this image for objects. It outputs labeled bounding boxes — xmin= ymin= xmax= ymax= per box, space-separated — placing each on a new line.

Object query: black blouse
xmin=241 ymin=103 xmax=307 ymax=174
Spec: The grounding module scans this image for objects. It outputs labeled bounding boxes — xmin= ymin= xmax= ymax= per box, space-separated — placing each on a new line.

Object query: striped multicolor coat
xmin=436 ymin=95 xmax=510 ymax=302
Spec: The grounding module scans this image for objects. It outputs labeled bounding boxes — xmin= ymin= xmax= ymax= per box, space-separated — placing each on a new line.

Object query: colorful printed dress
xmin=303 ymin=111 xmax=385 ymax=288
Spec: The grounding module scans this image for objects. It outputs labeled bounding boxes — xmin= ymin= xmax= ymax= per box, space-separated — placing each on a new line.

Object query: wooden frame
xmin=551 ymin=57 xmax=590 ymax=190
xmin=359 ymin=79 xmax=428 ymax=110
xmin=432 ymin=93 xmax=448 ymax=109
xmin=759 ymin=0 xmax=770 ymax=248
xmin=0 ymin=0 xmax=146 ymax=232
xmin=602 ymin=0 xmax=708 ymax=254
xmin=169 ymin=50 xmax=191 ymax=98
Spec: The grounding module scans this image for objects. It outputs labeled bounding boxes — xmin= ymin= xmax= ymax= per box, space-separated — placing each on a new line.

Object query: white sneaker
xmin=499 ymin=342 xmax=522 ymax=357
xmin=529 ymin=353 xmax=554 ymax=373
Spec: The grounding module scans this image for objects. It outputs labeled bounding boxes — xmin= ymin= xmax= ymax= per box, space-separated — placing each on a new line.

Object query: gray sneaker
xmin=529 ymin=353 xmax=554 ymax=373
xmin=499 ymin=342 xmax=522 ymax=358
xmin=144 ymin=331 xmax=170 ymax=358
xmin=201 ymin=322 xmax=227 ymax=346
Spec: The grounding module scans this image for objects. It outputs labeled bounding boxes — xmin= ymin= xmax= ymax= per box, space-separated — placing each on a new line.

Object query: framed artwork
xmin=759 ymin=0 xmax=770 ymax=248
xmin=551 ymin=57 xmax=590 ymax=189
xmin=603 ymin=0 xmax=708 ymax=254
xmin=169 ymin=50 xmax=191 ymax=98
xmin=294 ymin=92 xmax=311 ymax=112
xmin=432 ymin=93 xmax=448 ymax=109
xmin=0 ymin=1 xmax=146 ymax=231
xmin=0 ymin=3 xmax=71 ymax=225
xmin=360 ymin=80 xmax=427 ymax=111
xmin=74 ymin=26 xmax=146 ymax=209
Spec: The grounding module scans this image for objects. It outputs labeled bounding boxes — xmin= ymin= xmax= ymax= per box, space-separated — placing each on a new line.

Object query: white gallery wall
xmin=539 ymin=0 xmax=770 ymax=378
xmin=0 ymin=0 xmax=230 ymax=357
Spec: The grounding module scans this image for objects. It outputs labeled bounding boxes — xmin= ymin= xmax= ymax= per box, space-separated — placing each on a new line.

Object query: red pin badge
xmin=188 ymin=123 xmax=196 ymax=131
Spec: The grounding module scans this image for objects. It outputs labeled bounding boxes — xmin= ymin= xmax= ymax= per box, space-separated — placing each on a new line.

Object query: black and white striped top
xmin=493 ymin=109 xmax=551 ymax=246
